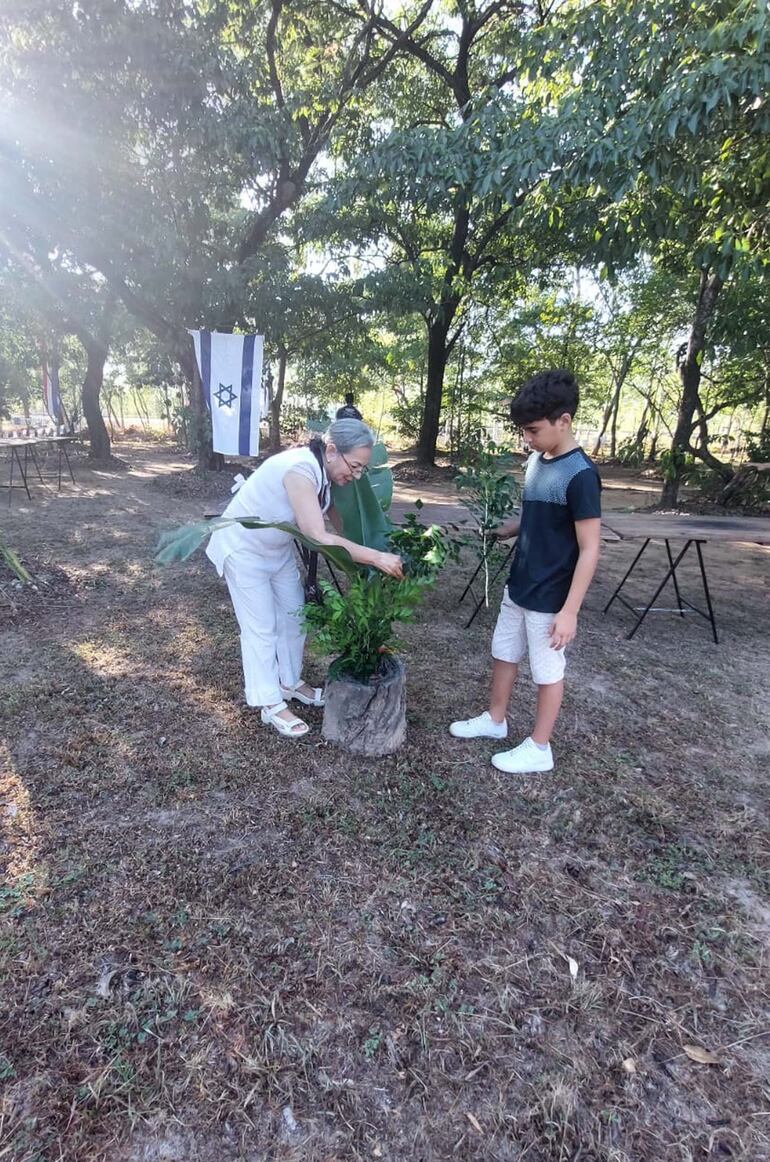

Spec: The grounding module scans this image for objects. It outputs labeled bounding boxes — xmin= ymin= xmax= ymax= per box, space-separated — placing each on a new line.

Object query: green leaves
xmin=303 ymin=510 xmax=450 ymax=681
xmin=303 ymin=572 xmax=429 ymax=682
xmin=388 ymin=512 xmax=454 ymax=579
xmin=154 ymin=517 xmax=358 ymax=578
xmin=0 ymin=535 xmax=31 ymax=584
xmin=331 ymin=442 xmax=394 ymax=551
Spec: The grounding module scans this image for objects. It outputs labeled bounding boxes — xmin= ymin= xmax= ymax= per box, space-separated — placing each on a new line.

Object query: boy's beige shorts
xmin=491 ymin=589 xmax=566 ymax=685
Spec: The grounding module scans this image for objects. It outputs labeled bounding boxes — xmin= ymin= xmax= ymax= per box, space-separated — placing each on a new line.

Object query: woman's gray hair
xmin=325 ymin=417 xmax=375 ymax=454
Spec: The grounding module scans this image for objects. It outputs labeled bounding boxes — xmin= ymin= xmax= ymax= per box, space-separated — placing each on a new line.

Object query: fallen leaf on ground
xmin=465 ymin=1112 xmax=483 ymax=1135
xmin=683 ymin=1044 xmax=722 ymax=1065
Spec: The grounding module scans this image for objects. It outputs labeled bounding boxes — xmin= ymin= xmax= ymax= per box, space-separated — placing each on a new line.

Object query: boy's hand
xmin=550 ymin=610 xmax=577 ymax=650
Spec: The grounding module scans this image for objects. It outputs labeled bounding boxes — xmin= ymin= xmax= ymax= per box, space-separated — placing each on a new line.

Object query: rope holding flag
xmin=189 ymin=330 xmax=264 ymax=457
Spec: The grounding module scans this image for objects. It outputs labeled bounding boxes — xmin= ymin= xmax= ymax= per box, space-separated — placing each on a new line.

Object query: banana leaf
xmin=331 ymin=476 xmax=392 ymax=550
xmin=155 ymin=517 xmax=359 ymax=578
xmin=368 ymin=441 xmax=393 ymax=512
xmin=0 ymin=535 xmax=31 ymax=583
xmin=330 ymin=442 xmax=393 ymax=550
xmin=369 ymin=442 xmax=388 ymax=469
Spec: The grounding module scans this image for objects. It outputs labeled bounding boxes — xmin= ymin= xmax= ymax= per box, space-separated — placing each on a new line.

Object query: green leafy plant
xmin=616 ymin=439 xmax=646 ymax=467
xmin=388 ymin=509 xmax=457 ymax=578
xmin=303 ymin=511 xmax=449 ymax=682
xmin=745 ymin=427 xmax=770 ymax=463
xmin=303 ymin=572 xmax=427 ymax=681
xmin=454 ymin=440 xmax=521 ymax=605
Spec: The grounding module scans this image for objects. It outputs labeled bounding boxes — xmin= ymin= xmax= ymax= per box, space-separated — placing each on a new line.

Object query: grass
xmin=1 ymin=441 xmax=769 ymax=1160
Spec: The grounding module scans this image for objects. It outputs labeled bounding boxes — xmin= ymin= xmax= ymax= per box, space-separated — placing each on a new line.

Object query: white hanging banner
xmin=189 ymin=330 xmax=264 ymax=456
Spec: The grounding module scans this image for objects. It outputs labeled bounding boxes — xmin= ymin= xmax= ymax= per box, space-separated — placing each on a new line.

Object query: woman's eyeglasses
xmin=340 ymin=451 xmax=368 ymax=479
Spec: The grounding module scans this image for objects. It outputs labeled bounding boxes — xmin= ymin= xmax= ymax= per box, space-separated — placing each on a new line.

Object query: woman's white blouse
xmin=206 ymin=446 xmax=329 ymax=575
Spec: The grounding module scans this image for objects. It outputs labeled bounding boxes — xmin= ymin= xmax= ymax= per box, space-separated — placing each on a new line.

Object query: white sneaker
xmin=449 ymin=711 xmax=508 ymax=740
xmin=491 ymin=737 xmax=554 ymax=774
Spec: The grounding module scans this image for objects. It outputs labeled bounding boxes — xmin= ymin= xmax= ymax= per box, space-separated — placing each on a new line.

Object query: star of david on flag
xmin=189 ymin=330 xmax=264 ymax=456
xmin=214 ymin=382 xmax=238 ymax=409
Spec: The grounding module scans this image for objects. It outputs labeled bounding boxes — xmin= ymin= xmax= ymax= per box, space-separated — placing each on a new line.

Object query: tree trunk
xmin=632 ymin=403 xmax=650 ymax=457
xmin=187 ymin=359 xmax=223 ymax=471
xmin=610 ymin=383 xmax=622 ymax=458
xmin=322 ymin=656 xmax=406 ymax=755
xmin=416 ymin=318 xmax=452 ymax=467
xmin=660 ymin=270 xmax=723 ymax=507
xmin=270 ymin=346 xmax=287 ymax=453
xmin=81 ymin=339 xmax=111 ymax=459
xmin=592 ymin=347 xmax=636 ymax=458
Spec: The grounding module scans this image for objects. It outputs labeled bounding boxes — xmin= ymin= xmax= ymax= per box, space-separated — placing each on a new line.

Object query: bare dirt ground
xmin=1 ymin=439 xmax=769 ymax=1161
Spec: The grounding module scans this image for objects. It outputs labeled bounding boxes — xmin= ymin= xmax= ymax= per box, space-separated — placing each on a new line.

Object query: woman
xmin=207 ymin=419 xmax=402 ymax=738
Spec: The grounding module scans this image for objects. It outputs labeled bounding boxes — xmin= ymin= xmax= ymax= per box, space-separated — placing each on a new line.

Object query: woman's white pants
xmin=223 ymin=552 xmax=305 ymax=707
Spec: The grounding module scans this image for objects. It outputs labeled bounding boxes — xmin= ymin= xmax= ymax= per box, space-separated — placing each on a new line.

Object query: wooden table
xmin=602 ymin=512 xmax=770 ymax=643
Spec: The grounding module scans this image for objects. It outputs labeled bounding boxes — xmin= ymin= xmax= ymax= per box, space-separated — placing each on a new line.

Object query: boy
xmin=450 ymin=369 xmax=601 ymax=774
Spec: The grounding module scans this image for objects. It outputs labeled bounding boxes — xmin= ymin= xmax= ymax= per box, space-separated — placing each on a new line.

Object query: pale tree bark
xmin=81 ymin=336 xmax=111 ymax=459
xmin=592 ymin=344 xmax=639 ymax=457
xmin=269 ymin=345 xmax=287 ymax=453
xmin=660 ymin=269 xmax=730 ymax=506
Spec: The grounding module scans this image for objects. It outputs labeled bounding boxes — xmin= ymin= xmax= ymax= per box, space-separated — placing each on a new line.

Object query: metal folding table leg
xmin=626 ymin=540 xmax=694 ymax=640
xmin=603 ymin=538 xmax=651 ymax=614
xmin=59 ymin=442 xmax=76 ymax=486
xmin=695 ymin=541 xmax=719 ymax=644
xmin=8 ymin=446 xmax=32 ymax=504
xmin=664 ymin=538 xmax=686 ymax=618
xmin=458 ymin=555 xmax=486 ymax=606
xmin=28 ymin=445 xmax=45 ymax=485
xmin=325 ymin=559 xmax=344 ymax=596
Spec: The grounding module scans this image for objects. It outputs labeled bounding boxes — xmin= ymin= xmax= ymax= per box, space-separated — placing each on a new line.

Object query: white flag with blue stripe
xmin=189 ymin=330 xmax=264 ymax=457
xmin=42 ymin=362 xmax=62 ymax=423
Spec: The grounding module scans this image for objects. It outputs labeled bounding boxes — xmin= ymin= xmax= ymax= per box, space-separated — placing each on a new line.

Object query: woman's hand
xmin=374 ymin=551 xmax=404 ymax=579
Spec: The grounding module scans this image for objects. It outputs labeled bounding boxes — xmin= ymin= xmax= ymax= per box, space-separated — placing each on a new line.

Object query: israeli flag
xmin=42 ymin=362 xmax=62 ymax=422
xmin=189 ymin=330 xmax=264 ymax=457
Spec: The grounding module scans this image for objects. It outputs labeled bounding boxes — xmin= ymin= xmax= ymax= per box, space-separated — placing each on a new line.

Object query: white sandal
xmin=260 ymin=701 xmax=309 ymax=738
xmin=280 ymin=682 xmax=325 ymax=708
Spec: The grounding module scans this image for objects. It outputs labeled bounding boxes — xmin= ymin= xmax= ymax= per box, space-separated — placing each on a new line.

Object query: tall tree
xmin=320 ymin=0 xmax=567 ymax=465
xmin=0 ymin=0 xmax=434 ymax=464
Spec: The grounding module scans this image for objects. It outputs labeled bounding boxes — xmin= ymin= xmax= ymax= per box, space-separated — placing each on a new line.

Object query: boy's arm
xmin=549 ymin=517 xmax=601 ymax=649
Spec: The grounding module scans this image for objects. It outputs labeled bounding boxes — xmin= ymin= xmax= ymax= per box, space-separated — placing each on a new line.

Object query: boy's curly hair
xmin=510 ymin=370 xmax=579 ymax=425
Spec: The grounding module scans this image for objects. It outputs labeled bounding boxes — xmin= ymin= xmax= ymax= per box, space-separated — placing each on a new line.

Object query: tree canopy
xmin=0 ymin=0 xmax=768 ymax=493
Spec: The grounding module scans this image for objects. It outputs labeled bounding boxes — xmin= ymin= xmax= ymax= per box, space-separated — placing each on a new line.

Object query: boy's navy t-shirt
xmin=507 ymin=447 xmax=601 ymax=613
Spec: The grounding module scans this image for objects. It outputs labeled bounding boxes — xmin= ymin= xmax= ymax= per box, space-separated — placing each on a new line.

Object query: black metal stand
xmin=458 ymin=541 xmax=516 ymax=629
xmin=295 ymin=543 xmax=344 ymax=597
xmin=38 ymin=438 xmax=77 ymax=489
xmin=3 ymin=438 xmax=76 ymax=505
xmin=604 ymin=538 xmax=719 ymax=644
xmin=5 ymin=444 xmax=34 ymax=505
